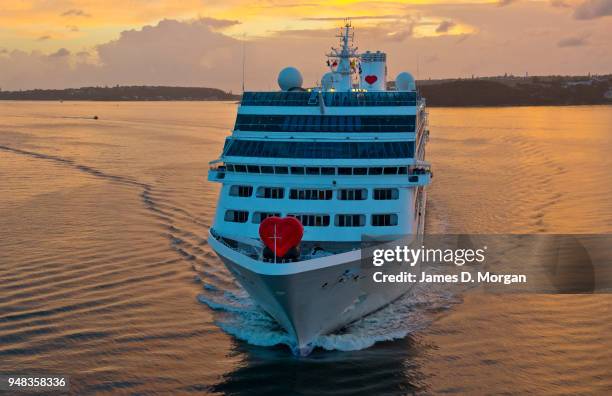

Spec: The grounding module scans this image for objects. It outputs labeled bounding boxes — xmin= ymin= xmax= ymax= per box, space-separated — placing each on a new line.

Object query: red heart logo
xmin=259 ymin=216 xmax=304 ymax=258
xmin=365 ymin=75 xmax=378 ymax=85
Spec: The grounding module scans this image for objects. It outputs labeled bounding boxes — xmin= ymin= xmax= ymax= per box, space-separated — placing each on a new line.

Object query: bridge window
xmin=225 ymin=210 xmax=248 ymax=223
xmin=234 ymin=114 xmax=416 ymax=132
xmin=335 ymin=214 xmax=365 ymax=227
xmin=288 ymin=214 xmax=330 ymax=227
xmin=229 ymin=185 xmax=253 ymax=197
xmin=289 ymin=189 xmax=333 ymax=200
xmin=257 ymin=187 xmax=284 ymax=199
xmin=372 ymin=214 xmax=398 ymax=227
xmin=252 ymin=212 xmax=281 ymax=223
xmin=240 ymin=91 xmax=417 ymax=107
xmin=373 ymin=188 xmax=399 ymax=200
xmin=338 ymin=189 xmax=367 ymax=201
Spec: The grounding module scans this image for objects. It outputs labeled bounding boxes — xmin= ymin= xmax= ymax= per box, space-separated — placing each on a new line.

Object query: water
xmin=1 ymin=102 xmax=611 ymax=394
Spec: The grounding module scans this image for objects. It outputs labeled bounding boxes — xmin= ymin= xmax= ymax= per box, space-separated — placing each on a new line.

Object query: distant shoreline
xmin=1 ymin=75 xmax=610 ymax=107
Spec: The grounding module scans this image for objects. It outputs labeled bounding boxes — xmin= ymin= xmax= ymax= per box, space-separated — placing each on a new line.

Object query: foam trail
xmin=197 ymin=282 xmax=461 ymax=354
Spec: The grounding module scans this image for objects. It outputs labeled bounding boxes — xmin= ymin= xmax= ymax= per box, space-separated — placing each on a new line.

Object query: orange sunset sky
xmin=0 ymin=0 xmax=610 ymax=91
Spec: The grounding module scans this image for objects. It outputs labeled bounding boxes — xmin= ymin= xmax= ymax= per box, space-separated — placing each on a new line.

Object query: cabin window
xmin=252 ymin=212 xmax=281 ymax=223
xmin=368 ymin=167 xmax=383 ymax=175
xmin=247 ymin=165 xmax=260 ymax=173
xmin=288 ymin=214 xmax=330 ymax=227
xmin=289 ymin=189 xmax=332 ymax=200
xmin=234 ymin=164 xmax=246 ymax=173
xmin=321 ymin=167 xmax=335 ymax=175
xmin=257 ymin=187 xmax=284 ymax=199
xmin=335 ymin=214 xmax=365 ymax=227
xmin=306 ymin=167 xmax=320 ymax=175
xmin=338 ymin=189 xmax=367 ymax=201
xmin=224 ymin=210 xmax=248 ymax=223
xmin=353 ymin=167 xmax=367 ymax=175
xmin=229 ymin=185 xmax=253 ymax=197
xmin=398 ymin=166 xmax=408 ymax=175
xmin=373 ymin=188 xmax=399 ymax=200
xmin=291 ymin=167 xmax=305 ymax=175
xmin=383 ymin=167 xmax=398 ymax=175
xmin=372 ymin=214 xmax=398 ymax=226
xmin=274 ymin=166 xmax=289 ymax=174
xmin=338 ymin=167 xmax=352 ymax=175
xmin=260 ymin=166 xmax=274 ymax=174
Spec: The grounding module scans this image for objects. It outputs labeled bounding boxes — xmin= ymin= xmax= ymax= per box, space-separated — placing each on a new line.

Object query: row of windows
xmin=224 ymin=140 xmax=415 ymax=159
xmin=241 ymin=91 xmax=418 ymax=107
xmin=221 ymin=164 xmax=428 ymax=178
xmin=229 ymin=186 xmax=400 ymax=201
xmin=234 ymin=115 xmax=416 ymax=133
xmin=225 ymin=210 xmax=399 ymax=227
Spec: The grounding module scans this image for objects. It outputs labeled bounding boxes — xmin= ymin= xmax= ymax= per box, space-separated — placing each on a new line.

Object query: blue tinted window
xmin=224 ymin=140 xmax=414 ymax=159
xmin=234 ymin=115 xmax=416 ymax=133
xmin=241 ymin=91 xmax=417 ymax=106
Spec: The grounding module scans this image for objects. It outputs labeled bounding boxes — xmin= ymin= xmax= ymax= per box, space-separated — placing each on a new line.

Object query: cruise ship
xmin=207 ymin=22 xmax=432 ymax=355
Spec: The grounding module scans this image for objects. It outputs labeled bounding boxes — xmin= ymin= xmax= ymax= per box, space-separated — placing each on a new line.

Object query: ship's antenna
xmin=241 ymin=33 xmax=246 ymax=93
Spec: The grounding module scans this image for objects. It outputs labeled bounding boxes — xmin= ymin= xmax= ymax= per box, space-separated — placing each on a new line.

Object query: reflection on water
xmin=0 ymin=102 xmax=611 ymax=394
xmin=211 ymin=338 xmax=425 ymax=396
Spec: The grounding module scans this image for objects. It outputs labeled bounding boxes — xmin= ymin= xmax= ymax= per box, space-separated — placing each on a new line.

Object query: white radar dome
xmin=321 ymin=72 xmax=336 ymax=91
xmin=396 ymin=72 xmax=416 ymax=91
xmin=278 ymin=67 xmax=303 ymax=91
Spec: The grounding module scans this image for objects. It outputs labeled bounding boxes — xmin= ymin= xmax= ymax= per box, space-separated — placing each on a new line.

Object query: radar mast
xmin=326 ymin=19 xmax=359 ymax=91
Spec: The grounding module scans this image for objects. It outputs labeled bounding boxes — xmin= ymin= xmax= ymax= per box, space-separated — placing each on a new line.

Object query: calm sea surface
xmin=1 ymin=102 xmax=611 ymax=395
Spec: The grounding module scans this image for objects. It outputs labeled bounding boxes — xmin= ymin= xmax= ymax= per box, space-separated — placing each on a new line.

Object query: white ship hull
xmin=207 ymin=191 xmax=427 ymax=355
xmin=209 ymin=231 xmax=415 ymax=355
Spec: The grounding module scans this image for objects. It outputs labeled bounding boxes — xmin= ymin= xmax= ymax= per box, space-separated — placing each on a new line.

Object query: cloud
xmin=550 ymin=0 xmax=571 ymax=8
xmin=197 ymin=17 xmax=241 ymax=29
xmin=301 ymin=15 xmax=399 ymax=21
xmin=574 ymin=0 xmax=612 ymax=19
xmin=37 ymin=35 xmax=51 ymax=41
xmin=50 ymin=48 xmax=70 ymax=57
xmin=436 ymin=20 xmax=456 ymax=33
xmin=498 ymin=0 xmax=518 ymax=6
xmin=66 ymin=25 xmax=79 ymax=32
xmin=61 ymin=9 xmax=91 ymax=17
xmin=94 ymin=18 xmax=243 ymax=87
xmin=1 ymin=1 xmax=611 ymax=92
xmin=557 ymin=34 xmax=589 ymax=47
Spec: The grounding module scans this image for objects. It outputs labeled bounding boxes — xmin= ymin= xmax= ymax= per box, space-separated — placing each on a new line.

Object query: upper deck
xmin=240 ymin=91 xmax=419 ymax=107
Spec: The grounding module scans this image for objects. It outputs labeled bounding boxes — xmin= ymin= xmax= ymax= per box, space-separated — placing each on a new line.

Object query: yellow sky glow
xmin=0 ymin=0 xmax=504 ymax=52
